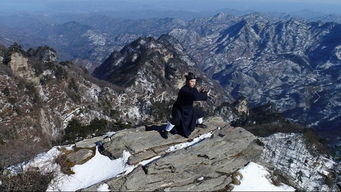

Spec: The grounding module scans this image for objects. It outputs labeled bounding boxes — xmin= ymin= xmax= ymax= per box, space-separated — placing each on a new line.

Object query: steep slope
xmin=169 ymin=13 xmax=341 ymax=149
xmin=0 ymin=43 xmax=133 ymax=168
xmin=93 ymin=35 xmax=229 ymax=122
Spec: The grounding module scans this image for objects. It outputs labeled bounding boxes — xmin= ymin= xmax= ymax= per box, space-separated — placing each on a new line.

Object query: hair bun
xmin=185 ymin=72 xmax=196 ymax=80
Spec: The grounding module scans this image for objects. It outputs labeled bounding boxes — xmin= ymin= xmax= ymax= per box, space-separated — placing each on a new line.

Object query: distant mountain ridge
xmin=167 ymin=13 xmax=341 ymax=137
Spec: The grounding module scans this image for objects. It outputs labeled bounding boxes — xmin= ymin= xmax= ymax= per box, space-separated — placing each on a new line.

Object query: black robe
xmin=170 ymin=85 xmax=208 ymax=137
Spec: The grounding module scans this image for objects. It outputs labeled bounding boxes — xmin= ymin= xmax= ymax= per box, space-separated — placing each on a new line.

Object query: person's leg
xmin=196 ymin=117 xmax=203 ymax=124
xmin=165 ymin=121 xmax=175 ymax=131
xmin=161 ymin=108 xmax=181 ymax=139
xmin=195 ymin=117 xmax=207 ymax=128
xmin=165 ymin=107 xmax=181 ymax=132
xmin=161 ymin=120 xmax=174 ymax=139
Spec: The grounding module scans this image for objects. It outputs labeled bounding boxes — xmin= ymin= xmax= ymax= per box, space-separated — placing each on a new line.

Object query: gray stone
xmin=128 ymin=150 xmax=157 ymax=165
xmin=83 ymin=117 xmax=263 ymax=191
xmin=66 ymin=148 xmax=94 ymax=164
xmin=75 ymin=135 xmax=111 ymax=148
xmin=104 ymin=116 xmax=226 ymax=160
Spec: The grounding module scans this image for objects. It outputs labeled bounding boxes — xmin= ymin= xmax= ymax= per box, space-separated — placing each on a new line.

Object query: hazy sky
xmin=0 ymin=0 xmax=340 ymax=16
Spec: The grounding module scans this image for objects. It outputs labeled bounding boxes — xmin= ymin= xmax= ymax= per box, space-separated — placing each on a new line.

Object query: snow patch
xmin=197 ymin=176 xmax=204 ymax=181
xmin=47 ymin=132 xmax=215 ymax=191
xmin=33 ymin=136 xmax=41 ymax=142
xmin=104 ymin=131 xmax=116 ymax=138
xmin=139 ymin=39 xmax=146 ymax=45
xmin=97 ymin=183 xmax=110 ymax=191
xmin=62 ymin=107 xmax=81 ymax=129
xmin=139 ymin=155 xmax=161 ymax=166
xmin=6 ymin=146 xmax=61 ymax=176
xmin=23 ymin=147 xmax=61 ymax=174
xmin=335 ymin=45 xmax=341 ymax=60
xmin=83 ymin=30 xmax=106 ymax=46
xmin=43 ymin=69 xmax=53 ymax=76
xmin=64 ymin=144 xmax=75 ymax=150
xmin=260 ymin=133 xmax=336 ymax=191
xmin=47 ymin=148 xmax=132 ymax=191
xmin=131 ymin=54 xmax=139 ymax=62
xmin=127 ymin=106 xmax=141 ymax=119
xmin=166 ymin=132 xmax=213 ymax=152
xmin=232 ymin=162 xmax=295 ymax=191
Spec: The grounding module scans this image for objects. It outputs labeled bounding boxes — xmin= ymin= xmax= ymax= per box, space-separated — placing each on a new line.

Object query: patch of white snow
xmin=232 ymin=162 xmax=295 ymax=191
xmin=47 ymin=148 xmax=132 ymax=191
xmin=97 ymin=183 xmax=110 ymax=191
xmin=166 ymin=132 xmax=213 ymax=152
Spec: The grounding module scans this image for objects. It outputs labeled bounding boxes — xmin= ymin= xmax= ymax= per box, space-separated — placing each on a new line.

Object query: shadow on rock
xmin=145 ymin=124 xmax=178 ymax=138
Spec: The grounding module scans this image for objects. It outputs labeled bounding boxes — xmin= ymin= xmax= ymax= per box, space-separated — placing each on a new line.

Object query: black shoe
xmin=170 ymin=128 xmax=178 ymax=135
xmin=160 ymin=130 xmax=169 ymax=139
xmin=196 ymin=124 xmax=207 ymax=128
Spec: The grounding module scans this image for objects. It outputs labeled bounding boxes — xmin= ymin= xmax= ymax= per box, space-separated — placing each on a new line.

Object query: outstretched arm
xmin=193 ymin=88 xmax=208 ymax=101
xmin=180 ymin=86 xmax=208 ymax=101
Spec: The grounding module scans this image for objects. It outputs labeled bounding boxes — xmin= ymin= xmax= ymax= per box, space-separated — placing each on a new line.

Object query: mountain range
xmin=0 ymin=10 xmax=340 ymax=190
xmin=1 ymin=10 xmax=340 ymax=161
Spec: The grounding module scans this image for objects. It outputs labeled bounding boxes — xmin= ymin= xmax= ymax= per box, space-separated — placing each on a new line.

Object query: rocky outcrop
xmin=8 ymin=50 xmax=36 ymax=83
xmin=75 ymin=116 xmax=337 ymax=191
xmin=79 ymin=116 xmax=264 ymax=191
xmin=2 ymin=115 xmax=338 ymax=191
xmin=27 ymin=46 xmax=57 ymax=63
xmin=0 ymin=44 xmax=121 ymax=168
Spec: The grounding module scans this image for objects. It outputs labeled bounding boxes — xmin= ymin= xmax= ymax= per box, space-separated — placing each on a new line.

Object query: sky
xmin=0 ymin=0 xmax=340 ymax=17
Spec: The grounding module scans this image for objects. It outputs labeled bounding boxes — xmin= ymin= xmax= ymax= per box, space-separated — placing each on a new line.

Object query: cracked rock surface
xmin=83 ymin=116 xmax=263 ymax=191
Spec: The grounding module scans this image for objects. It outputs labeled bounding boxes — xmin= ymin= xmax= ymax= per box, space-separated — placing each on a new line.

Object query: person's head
xmin=185 ymin=72 xmax=196 ymax=88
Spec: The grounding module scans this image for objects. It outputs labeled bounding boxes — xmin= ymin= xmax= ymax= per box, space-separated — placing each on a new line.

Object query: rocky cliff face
xmin=0 ymin=43 xmax=123 ymax=168
xmin=1 ymin=42 xmax=178 ymax=168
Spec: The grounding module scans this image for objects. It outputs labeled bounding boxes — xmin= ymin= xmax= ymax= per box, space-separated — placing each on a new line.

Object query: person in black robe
xmin=160 ymin=72 xmax=211 ymax=139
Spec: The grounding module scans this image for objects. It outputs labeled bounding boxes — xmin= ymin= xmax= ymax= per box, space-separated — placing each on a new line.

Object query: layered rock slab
xmin=84 ymin=117 xmax=263 ymax=191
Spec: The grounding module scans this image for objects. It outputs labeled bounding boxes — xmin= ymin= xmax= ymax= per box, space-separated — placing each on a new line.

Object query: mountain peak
xmin=93 ymin=35 xmax=204 ymax=89
xmin=213 ymin=12 xmax=225 ymax=19
xmin=27 ymin=46 xmax=57 ymax=63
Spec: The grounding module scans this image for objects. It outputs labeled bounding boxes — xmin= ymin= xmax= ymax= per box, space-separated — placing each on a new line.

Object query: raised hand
xmin=207 ymin=88 xmax=211 ymax=96
xmin=200 ymin=86 xmax=208 ymax=92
